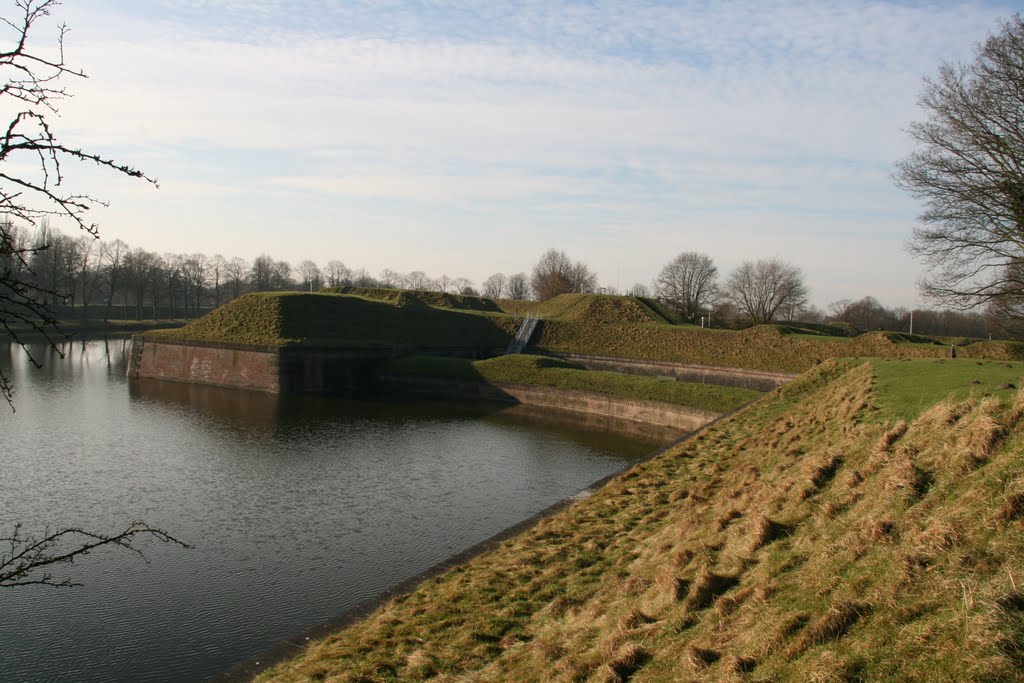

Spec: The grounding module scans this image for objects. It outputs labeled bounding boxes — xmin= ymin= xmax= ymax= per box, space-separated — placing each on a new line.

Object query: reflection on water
xmin=130 ymin=377 xmax=676 ymax=448
xmin=0 ymin=339 xmax=650 ymax=683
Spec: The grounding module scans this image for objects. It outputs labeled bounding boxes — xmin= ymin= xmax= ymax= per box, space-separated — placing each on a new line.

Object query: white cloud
xmin=37 ymin=1 xmax=1020 ymax=307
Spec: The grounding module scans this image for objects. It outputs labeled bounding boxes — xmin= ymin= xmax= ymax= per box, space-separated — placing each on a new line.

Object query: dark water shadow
xmin=130 ymin=377 xmax=679 ymax=449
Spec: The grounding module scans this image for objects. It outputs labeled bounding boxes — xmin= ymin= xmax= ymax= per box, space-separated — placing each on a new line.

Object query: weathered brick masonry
xmin=380 ymin=375 xmax=721 ymax=432
xmin=128 ymin=337 xmax=395 ymax=394
xmin=548 ymin=352 xmax=796 ymax=391
xmin=128 ymin=336 xmax=282 ymax=392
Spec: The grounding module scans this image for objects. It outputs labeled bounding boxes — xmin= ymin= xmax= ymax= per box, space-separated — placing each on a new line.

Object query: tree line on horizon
xmin=0 ymin=220 xmax=997 ymax=340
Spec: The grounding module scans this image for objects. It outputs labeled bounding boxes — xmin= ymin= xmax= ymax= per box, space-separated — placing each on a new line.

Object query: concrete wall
xmin=129 ymin=336 xmax=282 ymax=392
xmin=548 ymin=352 xmax=796 ymax=392
xmin=381 ymin=375 xmax=721 ymax=433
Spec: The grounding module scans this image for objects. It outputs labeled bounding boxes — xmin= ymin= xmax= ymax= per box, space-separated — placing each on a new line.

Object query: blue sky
xmin=32 ymin=0 xmax=1023 ymax=307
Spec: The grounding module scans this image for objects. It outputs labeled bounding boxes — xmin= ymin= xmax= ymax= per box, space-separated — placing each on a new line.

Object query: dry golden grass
xmin=257 ymin=359 xmax=1024 ymax=683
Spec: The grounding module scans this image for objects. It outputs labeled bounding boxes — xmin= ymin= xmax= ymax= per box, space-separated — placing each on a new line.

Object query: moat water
xmin=0 ymin=339 xmax=651 ymax=682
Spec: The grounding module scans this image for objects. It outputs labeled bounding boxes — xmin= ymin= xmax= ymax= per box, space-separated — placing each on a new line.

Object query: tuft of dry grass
xmin=875 ymin=420 xmax=908 ymax=453
xmin=950 ymin=398 xmax=1006 ymax=472
xmin=789 ymin=601 xmax=871 ymax=656
xmin=687 ymin=645 xmax=721 ymax=670
xmin=684 ymin=565 xmax=740 ymax=612
xmin=657 ymin=573 xmax=690 ymax=603
xmin=617 ymin=607 xmax=653 ymax=632
xmin=603 ymin=643 xmax=649 ymax=683
xmin=724 ymin=654 xmax=758 ymax=674
xmin=807 ymin=651 xmax=861 ymax=683
xmin=997 ymin=492 xmax=1024 ymax=523
xmin=750 ymin=515 xmax=793 ymax=551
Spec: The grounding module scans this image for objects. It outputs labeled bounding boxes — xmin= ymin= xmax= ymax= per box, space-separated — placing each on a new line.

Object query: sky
xmin=14 ymin=0 xmax=1022 ymax=308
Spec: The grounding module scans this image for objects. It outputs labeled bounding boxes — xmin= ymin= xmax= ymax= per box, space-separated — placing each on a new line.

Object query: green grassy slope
xmin=385 ymin=354 xmax=762 ymax=413
xmin=147 ymin=290 xmax=1024 ymax=374
xmin=532 ymin=321 xmax=959 ymax=373
xmin=148 ymin=292 xmax=518 ymax=348
xmin=324 ymin=286 xmax=504 ymax=312
xmin=260 ymin=358 xmax=1024 ymax=682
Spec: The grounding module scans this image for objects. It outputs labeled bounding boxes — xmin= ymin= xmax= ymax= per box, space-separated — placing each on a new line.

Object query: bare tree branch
xmin=0 ymin=0 xmax=156 ymax=407
xmin=896 ymin=15 xmax=1024 ymax=326
xmin=1 ymin=521 xmax=192 ymax=588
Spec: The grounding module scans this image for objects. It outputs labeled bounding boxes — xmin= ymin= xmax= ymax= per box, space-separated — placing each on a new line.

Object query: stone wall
xmin=381 ymin=375 xmax=722 ymax=433
xmin=129 ymin=336 xmax=282 ymax=392
xmin=548 ymin=352 xmax=796 ymax=391
xmin=129 ymin=337 xmax=396 ymax=394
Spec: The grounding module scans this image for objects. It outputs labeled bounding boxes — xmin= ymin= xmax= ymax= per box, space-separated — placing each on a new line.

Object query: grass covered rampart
xmin=147 ymin=292 xmax=518 ymax=349
xmin=532 ymin=319 xmax=961 ymax=374
xmin=259 ymin=358 xmax=1024 ymax=682
xmin=384 ymin=354 xmax=761 ymax=414
xmin=150 ymin=290 xmax=1024 ymax=375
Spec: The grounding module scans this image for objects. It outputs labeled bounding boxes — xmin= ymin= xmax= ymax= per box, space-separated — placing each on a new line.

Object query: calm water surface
xmin=0 ymin=339 xmax=651 ymax=682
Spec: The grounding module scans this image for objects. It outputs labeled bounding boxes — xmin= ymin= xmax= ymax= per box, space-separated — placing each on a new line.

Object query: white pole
xmin=909 ymin=310 xmax=913 ymax=335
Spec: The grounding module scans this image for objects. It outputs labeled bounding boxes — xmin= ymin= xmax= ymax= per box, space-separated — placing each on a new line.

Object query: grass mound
xmin=772 ymin=321 xmax=860 ymax=337
xmin=150 ymin=292 xmax=518 ymax=348
xmin=534 ymin=294 xmax=671 ymax=325
xmin=533 ymin=323 xmax=962 ymax=373
xmin=960 ymin=339 xmax=1024 ymax=361
xmin=147 ymin=290 xmax=1021 ymax=375
xmin=147 ymin=293 xmax=285 ymax=346
xmin=325 ymin=286 xmax=502 ymax=312
xmin=385 ymin=354 xmax=761 ymax=413
xmin=260 ymin=358 xmax=1024 ymax=682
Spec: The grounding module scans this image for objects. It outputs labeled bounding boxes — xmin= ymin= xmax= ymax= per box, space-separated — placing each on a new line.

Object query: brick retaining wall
xmin=381 ymin=375 xmax=722 ymax=432
xmin=128 ymin=336 xmax=282 ymax=392
xmin=547 ymin=352 xmax=796 ymax=391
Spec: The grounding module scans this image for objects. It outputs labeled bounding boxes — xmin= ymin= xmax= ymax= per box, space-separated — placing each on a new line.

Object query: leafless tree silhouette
xmin=1 ymin=521 xmax=191 ymax=588
xmin=896 ymin=16 xmax=1024 ymax=325
xmin=0 ymin=0 xmax=156 ymax=406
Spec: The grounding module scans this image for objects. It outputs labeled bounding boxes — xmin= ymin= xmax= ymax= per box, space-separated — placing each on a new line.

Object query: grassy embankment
xmin=146 ymin=291 xmax=519 ymax=349
xmin=147 ymin=288 xmax=1024 ymax=373
xmin=512 ymin=293 xmax=1024 ymax=373
xmin=259 ymin=358 xmax=1024 ymax=682
xmin=385 ymin=354 xmax=760 ymax=414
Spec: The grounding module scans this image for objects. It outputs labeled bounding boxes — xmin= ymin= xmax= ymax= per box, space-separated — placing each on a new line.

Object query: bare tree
xmin=123 ymin=247 xmax=157 ymax=319
xmin=896 ymin=16 xmax=1024 ymax=325
xmin=405 ymin=270 xmax=432 ymax=290
xmin=100 ymin=238 xmax=128 ymax=321
xmin=627 ymin=283 xmax=650 ymax=297
xmin=250 ymin=254 xmax=276 ymax=292
xmin=482 ymin=272 xmax=507 ymax=299
xmin=181 ymin=253 xmax=208 ymax=316
xmin=272 ymin=259 xmax=292 ymax=290
xmin=530 ymin=249 xmax=597 ymax=301
xmin=0 ymin=0 xmax=155 ymax=404
xmin=378 ymin=268 xmax=401 ymax=288
xmin=296 ymin=259 xmax=322 ymax=292
xmin=74 ymin=233 xmax=100 ymax=313
xmin=224 ymin=256 xmax=248 ymax=299
xmin=654 ymin=251 xmax=718 ymax=321
xmin=350 ymin=268 xmax=377 ymax=287
xmin=724 ymin=258 xmax=808 ymax=324
xmin=506 ymin=272 xmax=529 ymax=300
xmin=325 ymin=260 xmax=350 ymax=287
xmin=569 ymin=261 xmax=598 ymax=294
xmin=452 ymin=276 xmax=473 ymax=295
xmin=209 ymin=254 xmax=226 ymax=307
xmin=1 ymin=521 xmax=190 ymax=588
